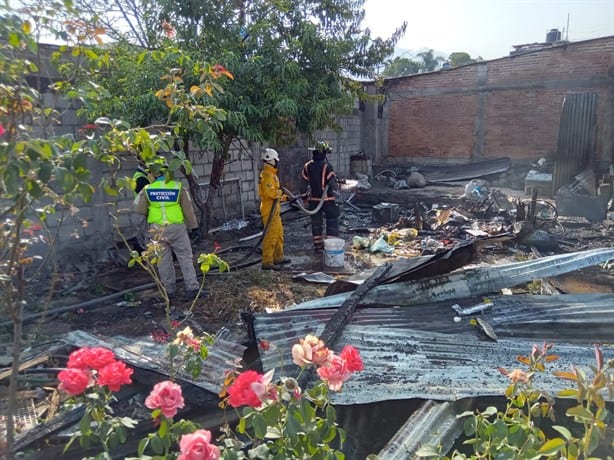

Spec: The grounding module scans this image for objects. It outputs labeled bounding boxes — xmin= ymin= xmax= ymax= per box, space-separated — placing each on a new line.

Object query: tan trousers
xmin=151 ymin=223 xmax=199 ymax=294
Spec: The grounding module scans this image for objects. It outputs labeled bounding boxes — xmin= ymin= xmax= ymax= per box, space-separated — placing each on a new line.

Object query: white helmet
xmin=261 ymin=148 xmax=279 ymax=162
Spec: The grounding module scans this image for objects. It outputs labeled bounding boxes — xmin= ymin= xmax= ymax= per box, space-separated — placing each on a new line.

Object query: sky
xmin=363 ymin=0 xmax=614 ymax=60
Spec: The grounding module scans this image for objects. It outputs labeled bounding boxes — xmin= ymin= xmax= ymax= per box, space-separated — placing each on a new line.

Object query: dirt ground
xmin=17 ymin=181 xmax=614 ymax=348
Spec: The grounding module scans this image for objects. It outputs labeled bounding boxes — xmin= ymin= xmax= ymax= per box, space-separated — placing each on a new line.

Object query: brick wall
xmin=371 ymin=36 xmax=614 ymax=168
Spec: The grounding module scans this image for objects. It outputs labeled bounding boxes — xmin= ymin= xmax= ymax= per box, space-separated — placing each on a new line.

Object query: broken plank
xmin=0 ymin=353 xmax=50 ymax=382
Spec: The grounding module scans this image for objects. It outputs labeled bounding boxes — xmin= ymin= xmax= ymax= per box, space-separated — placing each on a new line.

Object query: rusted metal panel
xmin=289 ymin=247 xmax=614 ymax=309
xmin=552 ymin=92 xmax=598 ymax=192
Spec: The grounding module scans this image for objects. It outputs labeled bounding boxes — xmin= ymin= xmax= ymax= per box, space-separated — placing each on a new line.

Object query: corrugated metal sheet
xmin=552 ymin=92 xmax=598 ymax=193
xmin=377 ymin=400 xmax=470 ymax=459
xmin=252 ymin=293 xmax=614 ymax=353
xmin=415 ymin=157 xmax=512 ymax=183
xmin=256 ymin=324 xmax=608 ymax=405
xmin=63 ymin=330 xmax=246 ymax=395
xmin=289 ymin=247 xmax=614 ymax=309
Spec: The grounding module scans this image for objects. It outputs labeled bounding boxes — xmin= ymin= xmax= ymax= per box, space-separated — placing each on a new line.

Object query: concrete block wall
xmin=367 ymin=36 xmax=614 ymax=168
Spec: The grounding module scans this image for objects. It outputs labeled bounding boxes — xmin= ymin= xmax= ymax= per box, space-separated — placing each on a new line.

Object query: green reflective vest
xmin=144 ymin=178 xmax=185 ymax=225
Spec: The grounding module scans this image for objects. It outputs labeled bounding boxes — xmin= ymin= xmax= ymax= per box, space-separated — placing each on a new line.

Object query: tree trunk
xmin=6 ymin=265 xmax=24 ymax=459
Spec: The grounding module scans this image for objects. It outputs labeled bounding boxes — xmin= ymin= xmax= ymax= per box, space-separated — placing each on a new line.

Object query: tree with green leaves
xmin=381 ymin=56 xmax=422 ymax=78
xmin=0 ymin=3 xmax=231 ymax=454
xmin=0 ymin=6 xmax=107 ymax=455
xmin=417 ymin=49 xmax=445 ymax=72
xmin=53 ymin=0 xmax=406 ymax=233
xmin=448 ymin=51 xmax=481 ymax=67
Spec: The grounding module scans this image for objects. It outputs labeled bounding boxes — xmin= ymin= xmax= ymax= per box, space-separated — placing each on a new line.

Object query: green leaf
xmin=237 ymin=415 xmax=247 ymax=434
xmin=537 ymin=438 xmax=565 ymax=455
xmin=137 ymin=438 xmax=149 ymax=457
xmin=103 ymin=182 xmax=118 ymax=196
xmin=415 ymin=445 xmax=441 ymax=457
xmin=3 ymin=163 xmax=20 ymax=195
xmin=38 ymin=162 xmax=53 ymax=182
xmin=150 ymin=435 xmax=163 ymax=454
xmin=566 ymin=405 xmax=594 ymax=422
xmin=285 ymin=411 xmax=301 ymax=438
xmin=552 ymin=425 xmax=572 ymax=440
xmin=463 ymin=416 xmax=477 ymax=436
xmin=9 ymin=32 xmax=20 ymax=47
xmin=55 ymin=166 xmax=76 ymax=192
xmin=557 ymin=388 xmax=578 ymax=398
xmin=252 ymin=412 xmax=267 ymax=439
xmin=482 ymin=406 xmax=498 ymax=416
xmin=79 ymin=411 xmax=92 ymax=435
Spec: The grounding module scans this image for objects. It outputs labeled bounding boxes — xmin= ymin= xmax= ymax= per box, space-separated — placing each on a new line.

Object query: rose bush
xmin=60 ymin=333 xmax=364 ymax=459
xmin=58 ymin=347 xmax=137 ymax=456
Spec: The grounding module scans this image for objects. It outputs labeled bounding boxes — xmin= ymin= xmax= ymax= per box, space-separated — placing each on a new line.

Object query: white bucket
xmin=323 ymin=238 xmax=345 ymax=269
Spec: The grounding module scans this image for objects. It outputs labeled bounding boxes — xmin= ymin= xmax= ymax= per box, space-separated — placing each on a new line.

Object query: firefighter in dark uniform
xmin=300 ymin=141 xmax=341 ymax=251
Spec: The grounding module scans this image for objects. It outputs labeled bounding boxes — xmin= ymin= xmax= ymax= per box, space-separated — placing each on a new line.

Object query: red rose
xmin=58 ymin=368 xmax=91 ymax=396
xmin=97 ymin=361 xmax=133 ymax=392
xmin=339 ymin=345 xmax=364 ymax=372
xmin=87 ymin=347 xmax=117 ymax=370
xmin=66 ymin=348 xmax=92 ymax=369
xmin=227 ymin=370 xmax=265 ymax=408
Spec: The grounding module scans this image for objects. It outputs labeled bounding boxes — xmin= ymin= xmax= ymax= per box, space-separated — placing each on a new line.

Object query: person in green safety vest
xmin=134 ymin=165 xmax=204 ymax=301
xmin=132 ymin=162 xmax=152 ymax=251
xmin=132 ymin=162 xmax=151 ymax=196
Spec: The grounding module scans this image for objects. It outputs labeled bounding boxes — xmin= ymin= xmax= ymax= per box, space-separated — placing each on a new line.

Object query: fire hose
xmin=220 ymin=185 xmax=330 ymax=266
xmin=282 ymin=185 xmax=328 ymax=216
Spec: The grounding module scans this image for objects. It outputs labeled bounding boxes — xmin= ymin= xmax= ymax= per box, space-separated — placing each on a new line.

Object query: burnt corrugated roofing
xmin=288 ymin=248 xmax=614 ymax=309
xmin=255 ymin=322 xmax=607 ymax=405
xmin=63 ymin=330 xmax=245 ymax=395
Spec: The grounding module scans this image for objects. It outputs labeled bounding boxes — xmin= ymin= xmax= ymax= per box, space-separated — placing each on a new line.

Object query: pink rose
xmin=178 ymin=429 xmax=220 ymax=460
xmin=339 ymin=345 xmax=364 ymax=372
xmin=186 ymin=337 xmax=201 ymax=352
xmin=58 ymin=368 xmax=92 ymax=396
xmin=317 ymin=354 xmax=351 ymax=392
xmin=96 ymin=360 xmax=133 ymax=392
xmin=0 ymin=123 xmax=5 ymax=137
xmin=291 ymin=335 xmax=332 ymax=367
xmin=145 ymin=380 xmax=185 ymax=418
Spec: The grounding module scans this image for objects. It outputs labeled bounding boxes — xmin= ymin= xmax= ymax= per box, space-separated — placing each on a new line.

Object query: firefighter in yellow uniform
xmin=134 ymin=167 xmax=203 ymax=300
xmin=258 ymin=148 xmax=290 ymax=270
